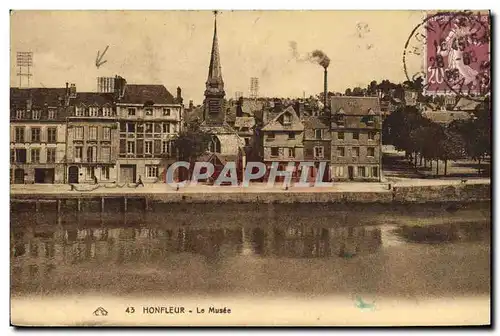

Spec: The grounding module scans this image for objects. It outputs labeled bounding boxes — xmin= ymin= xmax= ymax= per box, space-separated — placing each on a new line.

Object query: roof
xmin=453 ymin=97 xmax=482 ymax=111
xmin=72 ymin=92 xmax=115 ymax=106
xmin=200 ymin=121 xmax=239 ymax=135
xmin=234 ymin=116 xmax=255 ymax=128
xmin=261 ymin=105 xmax=304 ymax=132
xmin=422 ymin=110 xmax=471 ymax=124
xmin=330 ymin=96 xmax=381 ymax=115
xmin=241 ymin=99 xmax=264 ymax=115
xmin=302 ymin=116 xmax=328 ymax=130
xmin=120 ymin=84 xmax=175 ymax=105
xmin=10 ymin=87 xmax=67 ymax=109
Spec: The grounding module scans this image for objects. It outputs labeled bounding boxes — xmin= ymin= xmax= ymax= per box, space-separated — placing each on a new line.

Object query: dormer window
xmin=163 ymin=108 xmax=171 ymax=116
xmin=48 ymin=110 xmax=56 ymax=119
xmin=75 ymin=107 xmax=84 ymax=117
xmin=145 ymin=108 xmax=153 ymax=116
xmin=283 ymin=113 xmax=292 ymax=125
xmin=128 ymin=108 xmax=136 ymax=116
xmin=32 ymin=110 xmax=41 ymax=120
xmin=89 ymin=107 xmax=98 ymax=117
xmin=102 ymin=107 xmax=112 ymax=117
xmin=16 ymin=110 xmax=25 ymax=119
xmin=336 ymin=109 xmax=345 ymax=126
xmin=366 ymin=109 xmax=375 ymax=125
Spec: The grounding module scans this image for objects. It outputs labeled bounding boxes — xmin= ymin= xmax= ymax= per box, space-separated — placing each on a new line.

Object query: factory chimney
xmin=323 ymin=67 xmax=328 ymax=113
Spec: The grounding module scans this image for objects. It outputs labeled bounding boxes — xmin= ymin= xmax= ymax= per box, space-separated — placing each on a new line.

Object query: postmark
xmin=403 ymin=10 xmax=490 ymax=100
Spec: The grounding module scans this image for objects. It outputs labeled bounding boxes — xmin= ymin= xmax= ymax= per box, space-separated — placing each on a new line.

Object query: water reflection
xmin=10 ymin=204 xmax=491 ymax=298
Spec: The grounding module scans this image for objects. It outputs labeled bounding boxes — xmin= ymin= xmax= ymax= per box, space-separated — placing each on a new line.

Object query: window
xmin=367 ymin=147 xmax=375 ymax=157
xmin=102 ymin=127 xmax=111 ymax=141
xmin=162 ymin=123 xmax=171 ymax=133
xmin=102 ymin=107 xmax=112 ymax=117
xmin=31 ymin=148 xmax=40 ymax=163
xmin=208 ymin=136 xmax=221 ymax=153
xmin=146 ymin=165 xmax=159 ymax=178
xmin=288 ymin=147 xmax=295 ymax=158
xmin=271 ymin=147 xmax=279 ymax=157
xmin=145 ymin=108 xmax=153 ymax=116
xmin=163 ymin=108 xmax=171 ymax=116
xmin=335 ymin=166 xmax=344 ymax=177
xmin=145 ymin=123 xmax=153 ymax=134
xmin=32 ymin=110 xmax=41 ymax=120
xmin=127 ymin=123 xmax=135 ymax=133
xmin=314 ymin=146 xmax=324 ymax=158
xmin=75 ymin=107 xmax=84 ymax=117
xmin=372 ymin=166 xmax=379 ymax=178
xmin=89 ymin=126 xmax=98 ymax=140
xmin=15 ymin=149 xmax=27 ymax=163
xmin=15 ymin=127 xmax=25 ymax=143
xmin=74 ymin=126 xmax=84 ymax=140
xmin=353 ymin=131 xmax=359 ymax=140
xmin=128 ymin=108 xmax=136 ymax=116
xmin=87 ymin=146 xmax=97 ymax=162
xmin=75 ymin=146 xmax=83 ymax=160
xmin=337 ymin=132 xmax=344 ymax=140
xmin=31 ymin=128 xmax=41 ymax=142
xmin=120 ymin=122 xmax=127 ymax=133
xmin=353 ymin=147 xmax=360 ymax=157
xmin=315 ymin=129 xmax=323 ymax=140
xmin=283 ymin=113 xmax=292 ymax=125
xmin=267 ymin=133 xmax=275 ymax=140
xmin=101 ymin=147 xmax=111 ymax=162
xmin=10 ymin=149 xmax=15 ymax=163
xmin=154 ymin=123 xmax=162 ymax=133
xmin=337 ymin=147 xmax=345 ymax=157
xmin=127 ymin=141 xmax=135 ymax=154
xmin=89 ymin=107 xmax=98 ymax=117
xmin=47 ymin=127 xmax=57 ymax=143
xmin=86 ymin=166 xmax=95 ymax=179
xmin=162 ymin=141 xmax=171 ymax=154
xmin=368 ymin=131 xmax=375 ymax=140
xmin=288 ymin=132 xmax=295 ymax=139
xmin=48 ymin=110 xmax=56 ymax=119
xmin=101 ymin=167 xmax=110 ymax=180
xmin=145 ymin=141 xmax=153 ymax=154
xmin=16 ymin=110 xmax=25 ymax=119
xmin=358 ymin=166 xmax=366 ymax=177
xmin=46 ymin=148 xmax=56 ymax=163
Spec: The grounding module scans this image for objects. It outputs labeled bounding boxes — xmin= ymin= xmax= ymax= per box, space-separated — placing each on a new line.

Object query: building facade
xmin=10 ymin=87 xmax=71 ymax=184
xmin=66 ymin=91 xmax=120 ymax=184
xmin=116 ymin=84 xmax=183 ymax=183
xmin=330 ymin=97 xmax=382 ymax=182
xmin=302 ymin=116 xmax=331 ymax=182
xmin=261 ymin=105 xmax=304 ymax=181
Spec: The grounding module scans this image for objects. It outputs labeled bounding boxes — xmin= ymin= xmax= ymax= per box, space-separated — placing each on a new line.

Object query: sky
xmin=10 ymin=10 xmax=425 ymax=105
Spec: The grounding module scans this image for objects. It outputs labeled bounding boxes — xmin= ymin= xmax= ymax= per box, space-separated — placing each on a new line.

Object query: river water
xmin=10 ymin=202 xmax=491 ymax=326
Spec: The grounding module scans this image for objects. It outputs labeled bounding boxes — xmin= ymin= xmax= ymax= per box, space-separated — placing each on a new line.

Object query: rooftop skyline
xmin=10 ymin=10 xmax=424 ymax=104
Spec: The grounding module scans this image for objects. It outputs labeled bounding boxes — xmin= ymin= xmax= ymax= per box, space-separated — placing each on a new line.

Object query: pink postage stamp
xmin=424 ymin=11 xmax=490 ymax=96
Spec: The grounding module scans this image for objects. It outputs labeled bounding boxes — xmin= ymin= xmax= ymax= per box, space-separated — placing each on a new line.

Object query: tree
xmin=439 ymin=129 xmax=466 ymax=176
xmin=344 ymin=88 xmax=352 ymax=96
xmin=351 ymin=87 xmax=366 ymax=97
xmin=172 ymin=121 xmax=212 ymax=163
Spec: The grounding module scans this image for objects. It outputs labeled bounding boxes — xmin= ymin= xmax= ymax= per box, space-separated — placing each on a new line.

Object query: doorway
xmin=68 ymin=166 xmax=79 ymax=184
xmin=348 ymin=166 xmax=354 ymax=181
xmin=120 ymin=165 xmax=136 ymax=183
xmin=35 ymin=168 xmax=55 ymax=184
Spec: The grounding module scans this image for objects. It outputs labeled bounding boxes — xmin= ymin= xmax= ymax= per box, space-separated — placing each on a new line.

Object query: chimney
xmin=176 ymin=87 xmax=183 ymax=104
xmin=69 ymin=84 xmax=77 ymax=98
xmin=323 ymin=67 xmax=328 ymax=111
xmin=294 ymin=101 xmax=304 ymax=118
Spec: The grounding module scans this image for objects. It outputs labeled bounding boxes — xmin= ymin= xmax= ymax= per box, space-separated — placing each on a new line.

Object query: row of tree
xmin=382 ymin=97 xmax=491 ymax=176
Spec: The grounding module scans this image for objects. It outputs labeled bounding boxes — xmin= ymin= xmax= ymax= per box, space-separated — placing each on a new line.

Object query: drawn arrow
xmin=95 ymin=45 xmax=109 ymax=68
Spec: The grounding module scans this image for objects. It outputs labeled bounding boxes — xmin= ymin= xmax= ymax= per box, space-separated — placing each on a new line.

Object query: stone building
xmin=261 ymin=104 xmax=304 ymax=181
xmin=330 ymin=96 xmax=382 ymax=181
xmin=66 ymin=90 xmax=120 ymax=184
xmin=10 ymin=86 xmax=72 ymax=184
xmin=302 ymin=116 xmax=331 ymax=182
xmin=116 ymin=83 xmax=184 ymax=183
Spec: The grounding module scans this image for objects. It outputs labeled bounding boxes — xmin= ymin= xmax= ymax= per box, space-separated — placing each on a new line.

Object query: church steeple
xmin=205 ymin=10 xmax=224 ymax=96
xmin=203 ymin=11 xmax=226 ymax=125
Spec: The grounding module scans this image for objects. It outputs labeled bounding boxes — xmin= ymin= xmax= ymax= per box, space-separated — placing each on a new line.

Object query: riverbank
xmin=10 ymin=179 xmax=490 ymax=205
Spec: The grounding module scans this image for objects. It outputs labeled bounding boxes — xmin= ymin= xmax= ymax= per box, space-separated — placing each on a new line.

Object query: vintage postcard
xmin=9 ymin=10 xmax=491 ymax=327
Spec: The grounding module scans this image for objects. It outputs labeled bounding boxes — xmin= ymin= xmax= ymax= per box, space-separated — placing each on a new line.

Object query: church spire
xmin=205 ymin=10 xmax=224 ymax=94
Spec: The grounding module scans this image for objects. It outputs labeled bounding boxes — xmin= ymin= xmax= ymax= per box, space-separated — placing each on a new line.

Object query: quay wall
xmin=10 ymin=183 xmax=491 ymax=205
